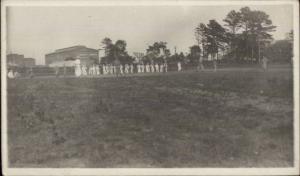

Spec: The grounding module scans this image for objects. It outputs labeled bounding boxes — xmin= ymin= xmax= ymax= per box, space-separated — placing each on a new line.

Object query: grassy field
xmin=7 ymin=67 xmax=293 ymax=167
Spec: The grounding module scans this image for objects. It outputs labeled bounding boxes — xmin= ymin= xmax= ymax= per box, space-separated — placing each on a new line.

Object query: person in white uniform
xmin=130 ymin=64 xmax=134 ymax=74
xmin=137 ymin=64 xmax=141 ymax=73
xmin=155 ymin=63 xmax=159 ymax=72
xmin=106 ymin=64 xmax=111 ymax=75
xmin=75 ymin=59 xmax=82 ymax=77
xmin=105 ymin=64 xmax=109 ymax=74
xmin=213 ymin=57 xmax=217 ymax=72
xmin=92 ymin=65 xmax=96 ymax=75
xmin=111 ymin=64 xmax=114 ymax=74
xmin=145 ymin=64 xmax=150 ymax=73
xmin=113 ymin=65 xmax=116 ymax=74
xmin=165 ymin=62 xmax=168 ymax=72
xmin=96 ymin=65 xmax=100 ymax=75
xmin=82 ymin=65 xmax=87 ymax=76
xmin=177 ymin=62 xmax=182 ymax=72
xmin=106 ymin=65 xmax=110 ymax=75
xmin=91 ymin=65 xmax=94 ymax=75
xmin=8 ymin=69 xmax=15 ymax=79
xmin=80 ymin=65 xmax=84 ymax=76
xmin=159 ymin=64 xmax=163 ymax=72
xmin=107 ymin=64 xmax=110 ymax=74
xmin=262 ymin=56 xmax=268 ymax=71
xmin=107 ymin=64 xmax=112 ymax=74
xmin=150 ymin=64 xmax=155 ymax=72
xmin=105 ymin=65 xmax=109 ymax=74
xmin=141 ymin=64 xmax=145 ymax=73
xmin=197 ymin=55 xmax=205 ymax=71
xmin=102 ymin=65 xmax=106 ymax=75
xmin=120 ymin=65 xmax=124 ymax=74
xmin=124 ymin=64 xmax=129 ymax=74
xmin=88 ymin=66 xmax=93 ymax=75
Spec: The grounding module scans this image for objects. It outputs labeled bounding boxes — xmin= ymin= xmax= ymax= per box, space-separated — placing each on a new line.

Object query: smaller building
xmin=7 ymin=54 xmax=24 ymax=66
xmin=7 ymin=54 xmax=36 ymax=67
xmin=23 ymin=58 xmax=36 ymax=67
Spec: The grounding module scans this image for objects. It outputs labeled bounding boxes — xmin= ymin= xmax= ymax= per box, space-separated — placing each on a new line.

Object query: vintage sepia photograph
xmin=1 ymin=0 xmax=299 ymax=175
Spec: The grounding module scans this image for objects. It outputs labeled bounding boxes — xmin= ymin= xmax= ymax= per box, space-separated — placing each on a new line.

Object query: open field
xmin=7 ymin=67 xmax=293 ymax=167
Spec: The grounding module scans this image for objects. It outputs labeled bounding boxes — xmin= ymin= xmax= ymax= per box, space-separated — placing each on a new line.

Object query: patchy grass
xmin=7 ymin=68 xmax=293 ymax=167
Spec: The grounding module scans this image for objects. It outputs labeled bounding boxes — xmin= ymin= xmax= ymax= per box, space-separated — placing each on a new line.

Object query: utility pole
xmin=174 ymin=46 xmax=177 ymax=54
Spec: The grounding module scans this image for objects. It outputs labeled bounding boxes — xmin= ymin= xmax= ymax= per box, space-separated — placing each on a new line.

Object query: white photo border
xmin=1 ymin=0 xmax=299 ymax=175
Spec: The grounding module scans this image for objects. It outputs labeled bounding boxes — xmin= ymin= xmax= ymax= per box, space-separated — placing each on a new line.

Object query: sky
xmin=6 ymin=5 xmax=293 ymax=65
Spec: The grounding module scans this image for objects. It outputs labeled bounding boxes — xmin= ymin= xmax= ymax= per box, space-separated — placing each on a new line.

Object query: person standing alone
xmin=177 ymin=61 xmax=182 ymax=72
xmin=262 ymin=55 xmax=268 ymax=71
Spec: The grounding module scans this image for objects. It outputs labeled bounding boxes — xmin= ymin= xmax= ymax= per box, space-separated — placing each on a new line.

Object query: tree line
xmin=194 ymin=6 xmax=278 ymax=63
xmin=99 ymin=6 xmax=292 ymax=65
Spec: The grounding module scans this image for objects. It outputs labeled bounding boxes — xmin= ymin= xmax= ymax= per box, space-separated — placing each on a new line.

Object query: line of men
xmin=103 ymin=64 xmax=135 ymax=75
xmin=7 ymin=57 xmax=269 ymax=79
xmin=74 ymin=62 xmax=182 ymax=77
xmin=136 ymin=63 xmax=170 ymax=73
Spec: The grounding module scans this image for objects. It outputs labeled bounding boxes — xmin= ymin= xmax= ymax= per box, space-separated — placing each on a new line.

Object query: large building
xmin=45 ymin=45 xmax=99 ymax=66
xmin=7 ymin=54 xmax=36 ymax=67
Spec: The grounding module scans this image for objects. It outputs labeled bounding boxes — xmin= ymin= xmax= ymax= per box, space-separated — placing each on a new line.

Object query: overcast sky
xmin=7 ymin=5 xmax=293 ymax=65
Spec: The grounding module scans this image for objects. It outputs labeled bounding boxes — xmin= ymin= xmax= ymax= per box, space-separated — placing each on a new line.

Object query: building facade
xmin=7 ymin=54 xmax=24 ymax=66
xmin=45 ymin=45 xmax=98 ymax=66
xmin=7 ymin=54 xmax=36 ymax=67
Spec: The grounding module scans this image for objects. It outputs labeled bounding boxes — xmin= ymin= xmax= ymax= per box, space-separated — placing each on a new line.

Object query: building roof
xmin=55 ymin=45 xmax=86 ymax=52
xmin=7 ymin=53 xmax=24 ymax=57
xmin=46 ymin=45 xmax=98 ymax=56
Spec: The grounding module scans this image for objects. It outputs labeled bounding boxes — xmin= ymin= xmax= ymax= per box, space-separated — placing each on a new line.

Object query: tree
xmin=144 ymin=42 xmax=170 ymax=64
xmin=239 ymin=7 xmax=276 ymax=62
xmin=206 ymin=20 xmax=228 ymax=60
xmin=189 ymin=45 xmax=201 ymax=64
xmin=265 ymin=40 xmax=293 ymax=63
xmin=195 ymin=20 xmax=228 ymax=61
xmin=224 ymin=10 xmax=242 ymax=35
xmin=101 ymin=37 xmax=113 ymax=56
xmin=221 ymin=7 xmax=276 ymax=63
xmin=195 ymin=23 xmax=208 ymax=57
xmin=114 ymin=40 xmax=127 ymax=61
xmin=223 ymin=10 xmax=242 ymax=59
xmin=100 ymin=38 xmax=133 ymax=64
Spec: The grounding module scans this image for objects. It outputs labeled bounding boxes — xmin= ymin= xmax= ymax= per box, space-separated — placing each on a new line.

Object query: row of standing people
xmin=137 ymin=63 xmax=170 ymax=73
xmin=74 ymin=62 xmax=181 ymax=77
xmin=68 ymin=57 xmax=268 ymax=77
xmin=75 ymin=64 xmax=100 ymax=77
xmin=7 ymin=58 xmax=269 ymax=79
